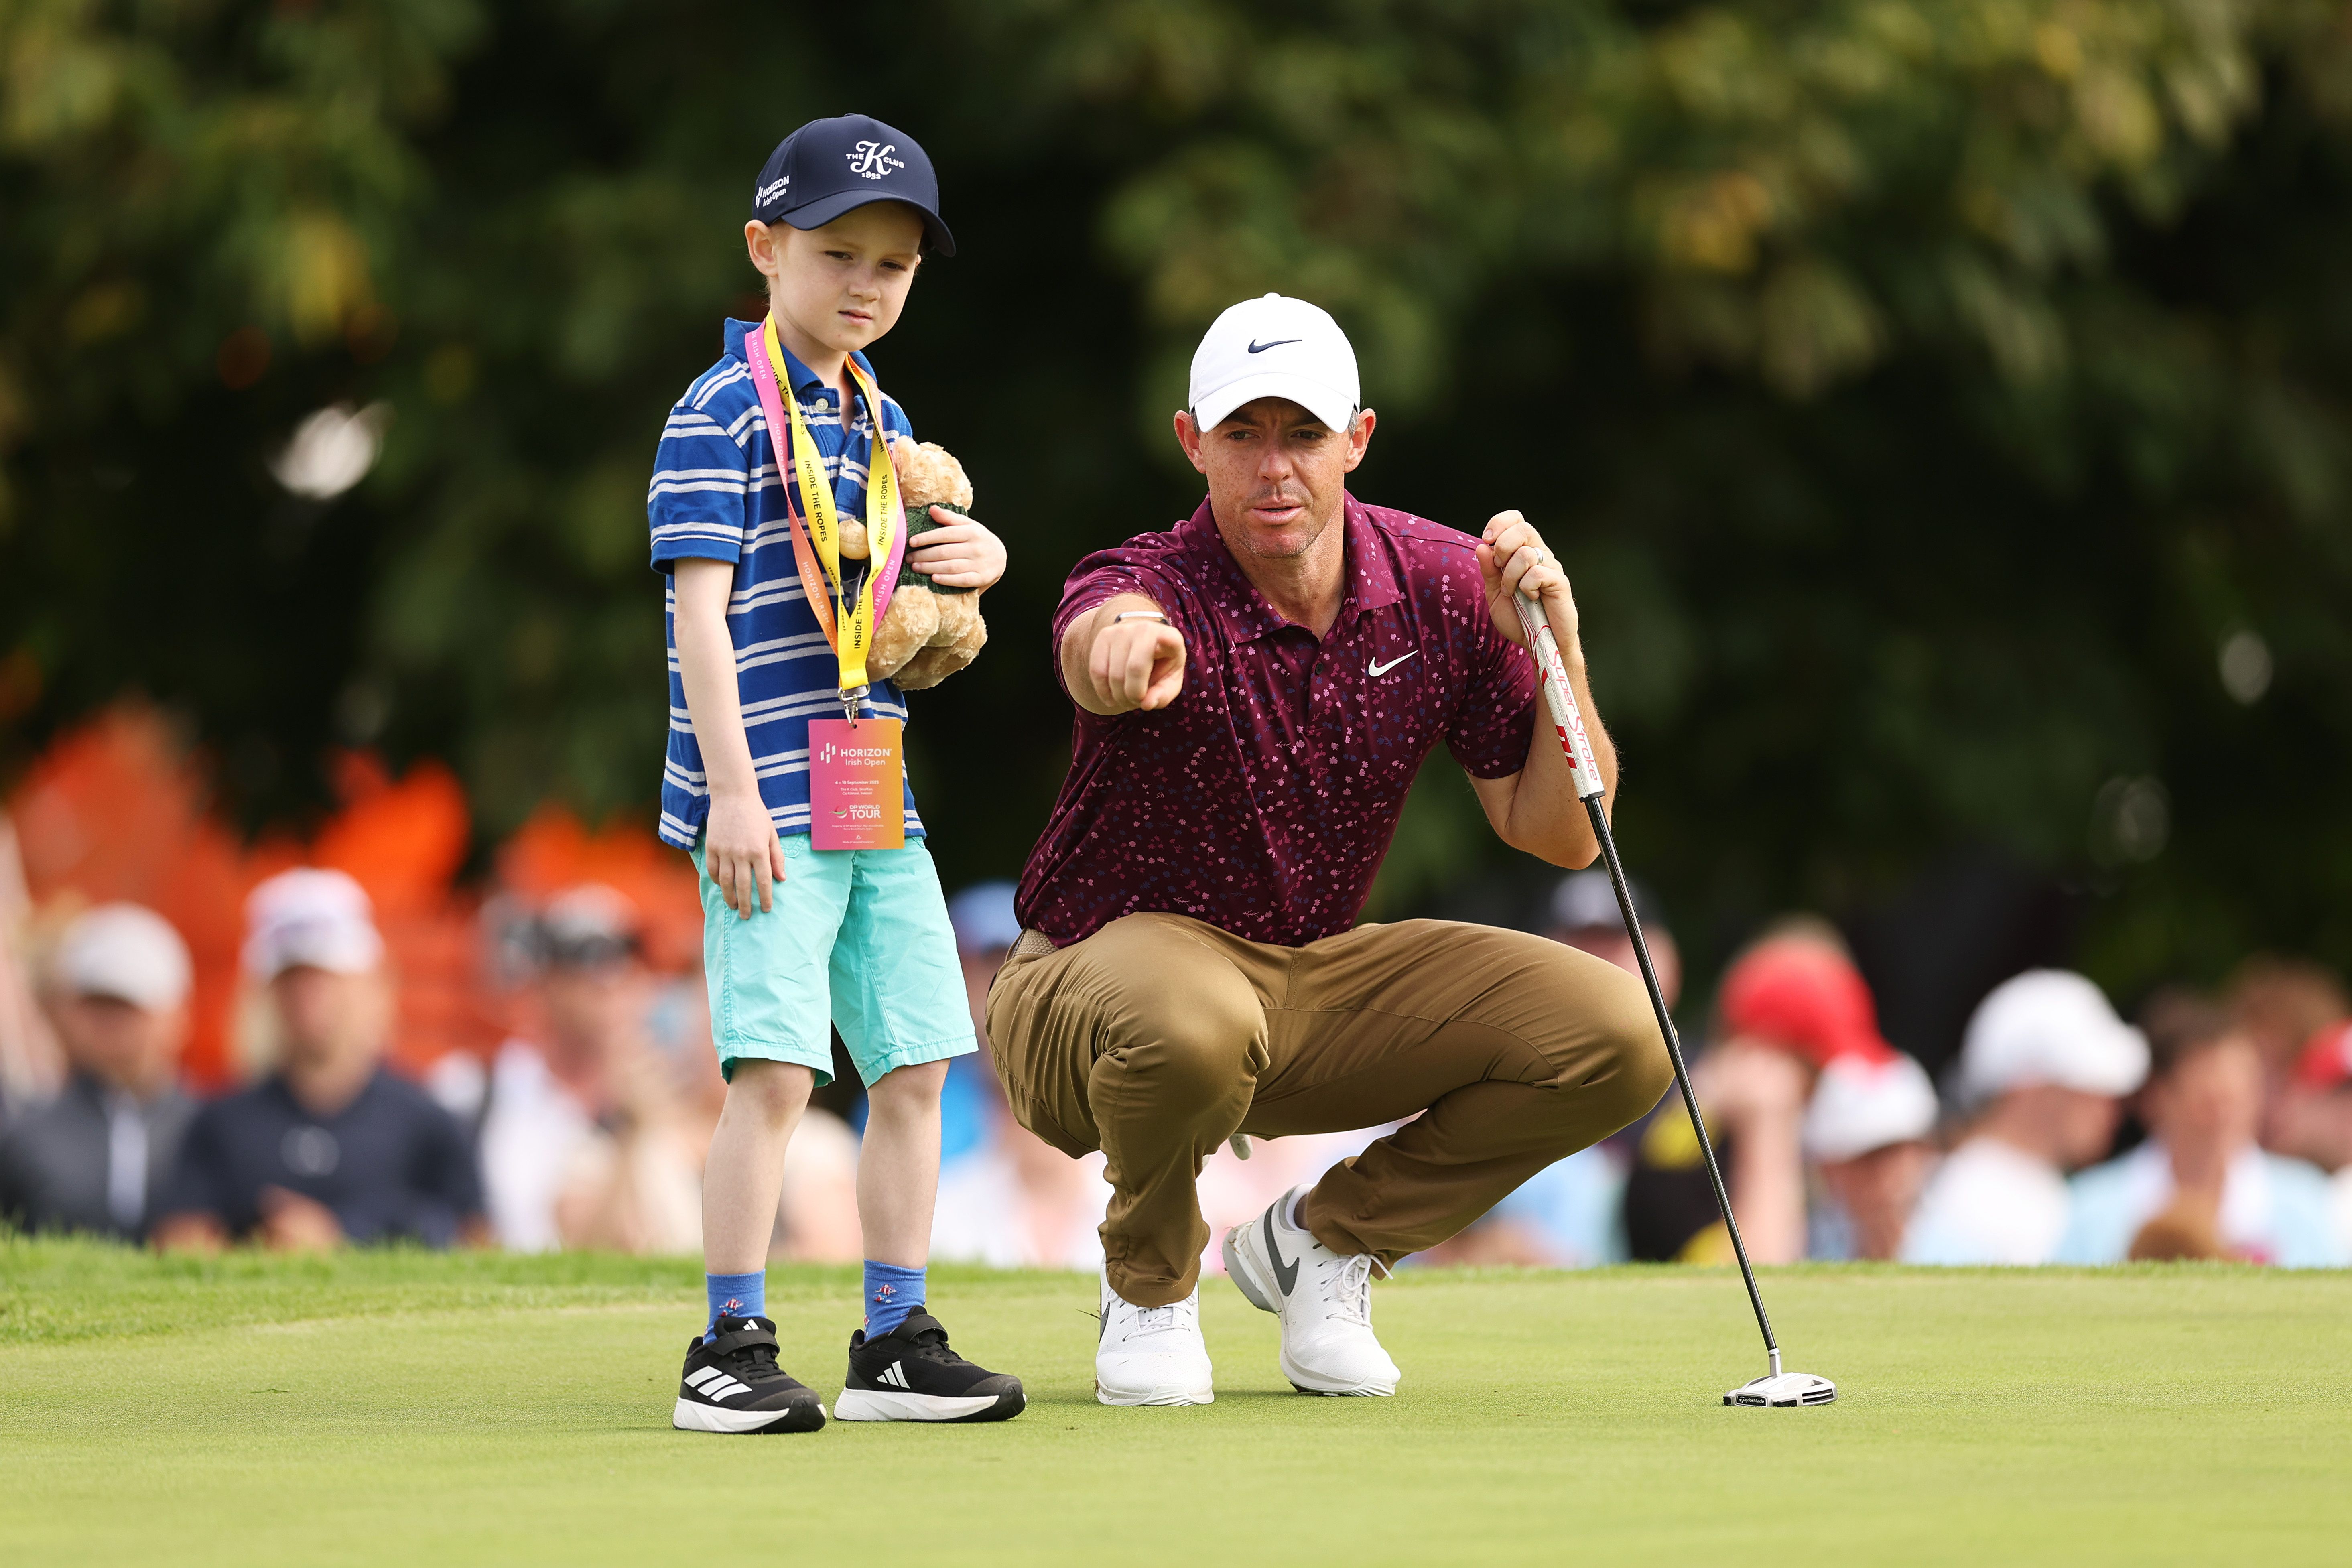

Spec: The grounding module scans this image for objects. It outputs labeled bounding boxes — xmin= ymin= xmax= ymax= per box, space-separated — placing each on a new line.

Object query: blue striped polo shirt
xmin=647 ymin=318 xmax=923 ymax=849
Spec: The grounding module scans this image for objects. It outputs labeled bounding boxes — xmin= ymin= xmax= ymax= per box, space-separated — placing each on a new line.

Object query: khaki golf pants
xmin=985 ymin=913 xmax=1674 ymax=1307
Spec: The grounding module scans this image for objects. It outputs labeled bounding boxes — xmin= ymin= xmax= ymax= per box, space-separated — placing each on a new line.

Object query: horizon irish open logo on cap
xmin=848 ymin=141 xmax=905 ymax=180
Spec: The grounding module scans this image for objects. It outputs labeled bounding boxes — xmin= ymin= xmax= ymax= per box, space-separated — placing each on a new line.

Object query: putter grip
xmin=1514 ymin=592 xmax=1605 ymax=802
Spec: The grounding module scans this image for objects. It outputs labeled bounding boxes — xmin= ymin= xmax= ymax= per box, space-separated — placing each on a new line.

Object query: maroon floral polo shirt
xmin=1014 ymin=494 xmax=1538 ymax=949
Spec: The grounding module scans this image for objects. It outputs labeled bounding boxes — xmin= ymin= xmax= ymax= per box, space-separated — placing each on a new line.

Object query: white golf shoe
xmin=1222 ymin=1184 xmax=1401 ymax=1396
xmin=1095 ymin=1269 xmax=1215 ymax=1407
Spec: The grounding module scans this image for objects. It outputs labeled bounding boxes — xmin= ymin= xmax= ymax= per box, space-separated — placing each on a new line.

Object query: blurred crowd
xmin=1433 ymin=875 xmax=2352 ymax=1269
xmin=6 ymin=849 xmax=2350 ymax=1273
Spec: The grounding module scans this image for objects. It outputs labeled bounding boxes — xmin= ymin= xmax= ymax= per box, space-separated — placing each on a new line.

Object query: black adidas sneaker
xmin=672 ymin=1315 xmax=827 ymax=1434
xmin=835 ymin=1311 xmax=1025 ymax=1423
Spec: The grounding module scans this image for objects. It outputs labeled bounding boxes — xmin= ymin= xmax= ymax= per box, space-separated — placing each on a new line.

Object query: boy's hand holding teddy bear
xmin=834 ymin=439 xmax=989 ymax=690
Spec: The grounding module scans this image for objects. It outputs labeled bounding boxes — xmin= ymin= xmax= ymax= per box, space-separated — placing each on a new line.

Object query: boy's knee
xmin=867 ymin=1057 xmax=949 ymax=1113
xmin=727 ymin=1058 xmax=814 ymax=1125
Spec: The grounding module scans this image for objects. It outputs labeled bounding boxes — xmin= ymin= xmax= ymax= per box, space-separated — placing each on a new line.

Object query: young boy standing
xmin=648 ymin=114 xmax=1020 ymax=1433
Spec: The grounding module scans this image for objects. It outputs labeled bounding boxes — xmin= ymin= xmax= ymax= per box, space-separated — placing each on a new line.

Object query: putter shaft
xmin=1585 ymin=796 xmax=1781 ymax=1376
xmin=1513 ymin=592 xmax=1781 ymax=1378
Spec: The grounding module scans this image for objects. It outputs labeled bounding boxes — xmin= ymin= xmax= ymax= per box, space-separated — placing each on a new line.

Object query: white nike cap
xmin=1957 ymin=969 xmax=2149 ymax=1103
xmin=1188 ymin=293 xmax=1360 ymax=434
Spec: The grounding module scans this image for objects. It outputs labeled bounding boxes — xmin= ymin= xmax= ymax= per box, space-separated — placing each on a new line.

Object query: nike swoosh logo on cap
xmin=1368 ymin=651 xmax=1417 ymax=677
xmin=1246 ymin=338 xmax=1301 ymax=354
xmin=1262 ymin=1201 xmax=1299 ymax=1296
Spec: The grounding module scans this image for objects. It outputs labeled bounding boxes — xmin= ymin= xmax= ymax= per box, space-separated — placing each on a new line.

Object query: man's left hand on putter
xmin=1475 ymin=510 xmax=1581 ymax=650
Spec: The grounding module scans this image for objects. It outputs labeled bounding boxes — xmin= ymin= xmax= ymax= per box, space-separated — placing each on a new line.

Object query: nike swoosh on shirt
xmin=1263 ymin=1202 xmax=1300 ymax=1297
xmin=1246 ymin=338 xmax=1301 ymax=354
xmin=1368 ymin=651 xmax=1418 ymax=677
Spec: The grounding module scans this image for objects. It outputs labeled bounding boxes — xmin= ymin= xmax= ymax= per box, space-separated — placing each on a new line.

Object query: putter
xmin=1513 ymin=591 xmax=1835 ymax=1410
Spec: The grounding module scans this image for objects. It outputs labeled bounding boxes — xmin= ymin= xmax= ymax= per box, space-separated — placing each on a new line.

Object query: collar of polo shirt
xmin=739 ymin=322 xmax=879 ymax=404
xmin=1181 ymin=495 xmax=1405 ymax=642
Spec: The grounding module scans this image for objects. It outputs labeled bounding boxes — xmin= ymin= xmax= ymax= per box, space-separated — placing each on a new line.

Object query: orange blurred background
xmin=9 ymin=705 xmax=704 ymax=1090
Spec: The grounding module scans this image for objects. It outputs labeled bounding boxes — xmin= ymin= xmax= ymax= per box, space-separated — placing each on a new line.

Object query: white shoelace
xmin=1118 ymin=1292 xmax=1197 ymax=1338
xmin=1317 ymin=1253 xmax=1375 ymax=1327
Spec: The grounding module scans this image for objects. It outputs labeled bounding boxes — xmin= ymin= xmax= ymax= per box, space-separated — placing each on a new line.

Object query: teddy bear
xmin=834 ymin=441 xmax=987 ymax=691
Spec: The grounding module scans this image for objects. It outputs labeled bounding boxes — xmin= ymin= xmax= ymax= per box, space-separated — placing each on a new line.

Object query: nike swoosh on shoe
xmin=1263 ymin=1201 xmax=1300 ymax=1297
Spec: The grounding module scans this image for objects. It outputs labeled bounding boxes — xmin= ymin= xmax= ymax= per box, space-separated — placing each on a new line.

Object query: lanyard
xmin=749 ymin=318 xmax=905 ymax=719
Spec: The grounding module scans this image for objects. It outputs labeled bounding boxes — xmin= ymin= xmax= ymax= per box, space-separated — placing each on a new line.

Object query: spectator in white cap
xmin=1804 ymin=1052 xmax=1938 ymax=1260
xmin=1902 ymin=969 xmax=2147 ymax=1265
xmin=153 ymin=868 xmax=485 ymax=1252
xmin=0 ymin=904 xmax=197 ymax=1238
xmin=2058 ymin=991 xmax=2344 ymax=1266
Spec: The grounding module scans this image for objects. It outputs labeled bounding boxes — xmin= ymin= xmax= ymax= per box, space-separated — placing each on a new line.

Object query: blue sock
xmin=863 ymin=1261 xmax=925 ymax=1337
xmin=705 ymin=1270 xmax=766 ymax=1339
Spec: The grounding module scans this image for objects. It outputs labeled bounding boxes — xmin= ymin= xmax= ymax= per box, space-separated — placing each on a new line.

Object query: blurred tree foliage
xmin=4 ymin=0 xmax=2351 ymax=1016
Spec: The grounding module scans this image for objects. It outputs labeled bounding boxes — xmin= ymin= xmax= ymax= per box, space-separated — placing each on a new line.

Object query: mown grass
xmin=3 ymin=1239 xmax=2346 ymax=1566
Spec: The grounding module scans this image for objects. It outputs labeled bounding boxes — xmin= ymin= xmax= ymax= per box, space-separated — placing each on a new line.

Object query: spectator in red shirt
xmin=990 ymin=294 xmax=1671 ymax=1407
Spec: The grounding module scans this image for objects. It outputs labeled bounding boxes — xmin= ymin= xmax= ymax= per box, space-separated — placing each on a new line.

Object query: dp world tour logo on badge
xmin=847 ymin=141 xmax=904 ymax=181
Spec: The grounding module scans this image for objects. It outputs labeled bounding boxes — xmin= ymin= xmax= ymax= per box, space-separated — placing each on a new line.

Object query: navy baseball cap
xmin=752 ymin=114 xmax=955 ymax=257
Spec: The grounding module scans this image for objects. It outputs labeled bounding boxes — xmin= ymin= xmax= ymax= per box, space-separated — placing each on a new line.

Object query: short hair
xmin=2137 ymin=989 xmax=2237 ymax=1079
xmin=2226 ymin=954 xmax=2348 ymax=1062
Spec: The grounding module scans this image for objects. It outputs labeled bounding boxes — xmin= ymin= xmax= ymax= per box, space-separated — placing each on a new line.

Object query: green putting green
xmin=2 ymin=1239 xmax=2346 ymax=1565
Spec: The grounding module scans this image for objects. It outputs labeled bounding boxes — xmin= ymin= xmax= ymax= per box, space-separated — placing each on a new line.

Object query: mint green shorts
xmin=692 ymin=834 xmax=976 ymax=1087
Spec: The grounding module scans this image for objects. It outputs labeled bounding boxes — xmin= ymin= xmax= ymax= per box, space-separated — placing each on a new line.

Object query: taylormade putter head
xmin=1725 ymin=1371 xmax=1837 ymax=1408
